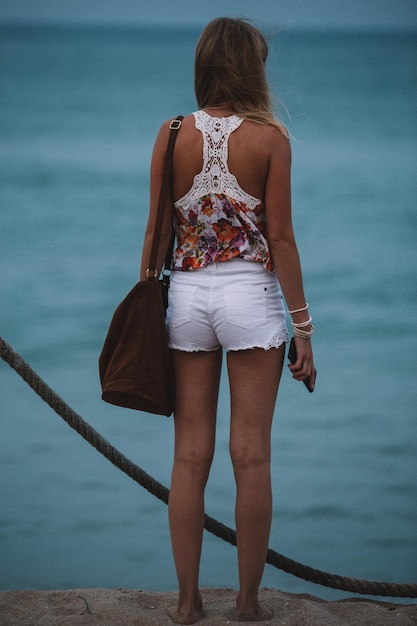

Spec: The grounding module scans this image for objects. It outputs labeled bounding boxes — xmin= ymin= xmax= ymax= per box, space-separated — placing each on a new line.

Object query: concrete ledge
xmin=1 ymin=587 xmax=416 ymax=625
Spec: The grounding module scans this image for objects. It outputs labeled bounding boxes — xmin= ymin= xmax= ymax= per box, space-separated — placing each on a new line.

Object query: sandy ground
xmin=0 ymin=587 xmax=416 ymax=625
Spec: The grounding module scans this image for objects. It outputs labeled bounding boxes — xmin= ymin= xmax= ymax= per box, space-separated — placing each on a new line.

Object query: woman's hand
xmin=287 ymin=337 xmax=316 ymax=391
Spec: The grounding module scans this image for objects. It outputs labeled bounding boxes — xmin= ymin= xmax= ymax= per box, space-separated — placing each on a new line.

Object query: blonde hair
xmin=194 ymin=17 xmax=287 ymax=136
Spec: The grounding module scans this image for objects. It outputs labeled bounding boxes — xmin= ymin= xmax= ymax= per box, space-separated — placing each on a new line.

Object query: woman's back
xmin=171 ymin=109 xmax=281 ymax=272
xmin=172 ymin=109 xmax=278 ymax=205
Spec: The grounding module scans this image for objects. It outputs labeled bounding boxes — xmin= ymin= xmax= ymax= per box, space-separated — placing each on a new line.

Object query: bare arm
xmin=265 ymin=131 xmax=316 ymax=387
xmin=139 ymin=120 xmax=176 ymax=282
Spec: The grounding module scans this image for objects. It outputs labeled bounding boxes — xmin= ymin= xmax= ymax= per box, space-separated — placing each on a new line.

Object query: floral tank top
xmin=172 ymin=110 xmax=273 ymax=272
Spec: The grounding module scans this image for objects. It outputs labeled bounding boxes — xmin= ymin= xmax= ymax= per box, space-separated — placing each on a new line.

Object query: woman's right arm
xmin=264 ymin=130 xmax=316 ymax=387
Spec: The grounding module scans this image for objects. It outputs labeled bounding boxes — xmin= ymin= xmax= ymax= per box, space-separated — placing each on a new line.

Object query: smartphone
xmin=288 ymin=337 xmax=316 ymax=393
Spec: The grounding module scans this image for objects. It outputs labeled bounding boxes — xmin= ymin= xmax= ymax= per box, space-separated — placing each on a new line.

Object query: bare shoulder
xmin=156 ymin=116 xmax=181 ymax=139
xmin=266 ymin=124 xmax=291 ymax=155
xmin=261 ymin=124 xmax=291 ymax=170
xmin=240 ymin=119 xmax=291 ymax=158
xmin=160 ymin=114 xmax=193 ymax=133
xmin=155 ymin=114 xmax=194 ymax=147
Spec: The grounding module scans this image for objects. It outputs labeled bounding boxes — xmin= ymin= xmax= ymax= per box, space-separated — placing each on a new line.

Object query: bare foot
xmin=232 ymin=605 xmax=274 ymax=622
xmin=166 ymin=600 xmax=204 ymax=625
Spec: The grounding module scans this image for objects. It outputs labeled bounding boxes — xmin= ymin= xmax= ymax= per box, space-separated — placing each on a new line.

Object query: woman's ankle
xmin=167 ymin=591 xmax=203 ymax=625
xmin=234 ymin=594 xmax=273 ymax=622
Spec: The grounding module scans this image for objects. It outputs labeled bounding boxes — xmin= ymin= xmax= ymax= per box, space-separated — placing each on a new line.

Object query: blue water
xmin=1 ymin=25 xmax=416 ymax=603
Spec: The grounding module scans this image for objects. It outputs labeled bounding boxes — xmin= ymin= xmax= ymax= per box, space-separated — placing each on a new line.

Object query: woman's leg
xmin=168 ymin=348 xmax=222 ymax=625
xmin=227 ymin=345 xmax=285 ymax=621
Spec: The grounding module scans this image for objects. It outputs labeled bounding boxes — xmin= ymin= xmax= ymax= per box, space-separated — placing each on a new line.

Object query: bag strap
xmin=147 ymin=116 xmax=184 ymax=280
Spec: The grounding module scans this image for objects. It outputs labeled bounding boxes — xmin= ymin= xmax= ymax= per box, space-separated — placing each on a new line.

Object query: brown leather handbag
xmin=99 ymin=117 xmax=183 ymax=416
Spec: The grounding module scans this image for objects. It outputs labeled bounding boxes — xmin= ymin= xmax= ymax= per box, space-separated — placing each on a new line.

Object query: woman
xmin=140 ymin=17 xmax=316 ymax=624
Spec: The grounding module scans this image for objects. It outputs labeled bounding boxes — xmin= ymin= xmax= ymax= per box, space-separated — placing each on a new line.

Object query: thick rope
xmin=1 ymin=336 xmax=416 ymax=598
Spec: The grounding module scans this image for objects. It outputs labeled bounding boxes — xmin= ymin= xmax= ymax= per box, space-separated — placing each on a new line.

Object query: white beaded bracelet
xmin=293 ymin=324 xmax=315 ymax=338
xmin=288 ymin=303 xmax=309 ymax=314
xmin=291 ymin=315 xmax=313 ymax=328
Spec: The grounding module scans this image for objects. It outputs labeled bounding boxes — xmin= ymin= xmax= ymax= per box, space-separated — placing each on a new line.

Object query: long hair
xmin=194 ymin=17 xmax=287 ymax=135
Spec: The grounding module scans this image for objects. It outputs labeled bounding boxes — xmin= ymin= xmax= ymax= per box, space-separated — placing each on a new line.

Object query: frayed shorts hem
xmin=169 ymin=340 xmax=288 ymax=353
xmin=169 ymin=344 xmax=220 ymax=353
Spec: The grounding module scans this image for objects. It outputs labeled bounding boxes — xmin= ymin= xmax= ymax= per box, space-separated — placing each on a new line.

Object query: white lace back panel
xmin=174 ymin=110 xmax=262 ymax=211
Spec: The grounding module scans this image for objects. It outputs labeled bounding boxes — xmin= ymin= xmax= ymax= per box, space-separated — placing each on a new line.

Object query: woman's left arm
xmin=139 ymin=119 xmax=176 ymax=282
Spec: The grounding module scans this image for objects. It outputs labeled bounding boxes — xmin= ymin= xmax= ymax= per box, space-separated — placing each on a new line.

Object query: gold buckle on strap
xmin=169 ymin=119 xmax=182 ymax=130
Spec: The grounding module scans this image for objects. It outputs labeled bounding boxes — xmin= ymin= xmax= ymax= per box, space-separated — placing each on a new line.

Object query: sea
xmin=0 ymin=23 xmax=416 ymax=603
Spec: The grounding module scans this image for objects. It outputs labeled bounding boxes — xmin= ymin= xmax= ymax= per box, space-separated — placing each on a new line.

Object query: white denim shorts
xmin=166 ymin=259 xmax=289 ymax=352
